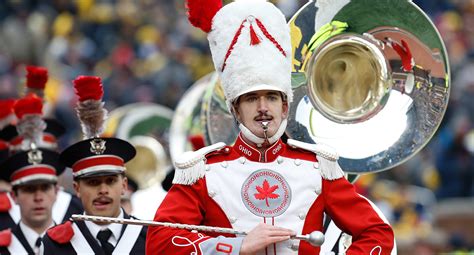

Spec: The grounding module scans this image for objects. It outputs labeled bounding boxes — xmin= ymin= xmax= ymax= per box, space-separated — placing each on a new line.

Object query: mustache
xmin=93 ymin=196 xmax=113 ymax=203
xmin=254 ymin=113 xmax=273 ymax=121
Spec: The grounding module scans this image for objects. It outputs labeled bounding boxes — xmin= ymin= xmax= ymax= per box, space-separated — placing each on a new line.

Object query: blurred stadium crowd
xmin=0 ymin=0 xmax=473 ymax=254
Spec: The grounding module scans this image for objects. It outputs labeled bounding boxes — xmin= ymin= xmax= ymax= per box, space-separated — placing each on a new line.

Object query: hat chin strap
xmin=239 ymin=119 xmax=287 ymax=147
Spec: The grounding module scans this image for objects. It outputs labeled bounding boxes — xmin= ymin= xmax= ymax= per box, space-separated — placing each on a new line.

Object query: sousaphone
xmin=171 ymin=0 xmax=450 ymax=174
xmin=104 ymin=102 xmax=174 ymax=189
xmin=196 ymin=0 xmax=449 ymax=174
xmin=288 ymin=0 xmax=450 ymax=173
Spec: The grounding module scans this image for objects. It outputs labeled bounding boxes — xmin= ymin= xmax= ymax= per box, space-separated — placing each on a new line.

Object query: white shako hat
xmin=187 ymin=0 xmax=293 ymax=111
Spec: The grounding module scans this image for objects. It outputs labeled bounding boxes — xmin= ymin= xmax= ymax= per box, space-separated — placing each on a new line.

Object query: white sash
xmin=112 ymin=224 xmax=142 ymax=255
xmin=52 ymin=190 xmax=72 ymax=224
xmin=320 ymin=220 xmax=342 ymax=255
xmin=7 ymin=193 xmax=20 ymax=224
xmin=8 ymin=234 xmax=28 ymax=254
xmin=70 ymin=223 xmax=95 ymax=254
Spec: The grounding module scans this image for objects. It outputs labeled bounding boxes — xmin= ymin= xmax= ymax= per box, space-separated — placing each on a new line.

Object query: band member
xmin=0 ymin=67 xmax=83 ymax=231
xmin=146 ymin=0 xmax=394 ymax=254
xmin=0 ymin=94 xmax=65 ymax=254
xmin=0 ymin=119 xmax=83 ymax=229
xmin=0 ymin=98 xmax=16 ymax=231
xmin=41 ymin=76 xmax=146 ymax=254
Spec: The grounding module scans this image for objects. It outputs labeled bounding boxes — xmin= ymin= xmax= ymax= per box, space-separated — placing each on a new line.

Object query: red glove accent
xmin=46 ymin=221 xmax=74 ymax=244
xmin=0 ymin=228 xmax=12 ymax=247
xmin=0 ymin=192 xmax=12 ymax=212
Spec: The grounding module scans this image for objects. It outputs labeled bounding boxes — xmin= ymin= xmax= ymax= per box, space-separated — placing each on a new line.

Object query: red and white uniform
xmin=146 ymin=135 xmax=394 ymax=255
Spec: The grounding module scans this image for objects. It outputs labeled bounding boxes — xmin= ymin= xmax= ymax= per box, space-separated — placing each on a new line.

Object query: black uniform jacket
xmin=0 ymin=223 xmax=36 ymax=255
xmin=0 ymin=191 xmax=83 ymax=231
xmin=42 ymin=212 xmax=147 ymax=255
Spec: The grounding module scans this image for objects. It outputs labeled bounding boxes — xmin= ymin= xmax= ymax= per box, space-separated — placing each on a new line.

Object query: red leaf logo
xmin=254 ymin=179 xmax=279 ymax=207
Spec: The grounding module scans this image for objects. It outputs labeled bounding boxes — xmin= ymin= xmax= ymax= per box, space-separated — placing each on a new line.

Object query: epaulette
xmin=287 ymin=139 xmax=344 ymax=180
xmin=0 ymin=192 xmax=11 ymax=212
xmin=46 ymin=221 xmax=74 ymax=244
xmin=0 ymin=228 xmax=11 ymax=247
xmin=205 ymin=145 xmax=232 ymax=159
xmin=172 ymin=142 xmax=226 ymax=185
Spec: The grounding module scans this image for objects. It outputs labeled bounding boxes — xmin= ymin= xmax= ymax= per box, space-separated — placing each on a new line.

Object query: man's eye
xmin=87 ymin=180 xmax=100 ymax=186
xmin=24 ymin=187 xmax=35 ymax=193
xmin=40 ymin=184 xmax=52 ymax=192
xmin=106 ymin=177 xmax=117 ymax=185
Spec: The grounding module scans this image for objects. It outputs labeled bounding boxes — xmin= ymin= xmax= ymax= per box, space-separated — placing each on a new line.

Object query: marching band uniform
xmin=0 ymin=94 xmax=68 ymax=254
xmin=0 ymin=140 xmax=16 ymax=232
xmin=0 ymin=221 xmax=54 ymax=255
xmin=41 ymin=137 xmax=147 ymax=255
xmin=0 ymin=193 xmax=17 ymax=231
xmin=0 ymin=119 xmax=83 ymax=231
xmin=0 ymin=101 xmax=16 ymax=232
xmin=40 ymin=76 xmax=147 ymax=255
xmin=146 ymin=135 xmax=394 ymax=254
xmin=0 ymin=147 xmax=66 ymax=254
xmin=0 ymin=67 xmax=83 ymax=231
xmin=146 ymin=0 xmax=394 ymax=254
xmin=41 ymin=209 xmax=147 ymax=255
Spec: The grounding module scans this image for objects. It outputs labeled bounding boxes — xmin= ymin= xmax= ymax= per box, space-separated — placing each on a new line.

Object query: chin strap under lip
xmin=239 ymin=119 xmax=287 ymax=147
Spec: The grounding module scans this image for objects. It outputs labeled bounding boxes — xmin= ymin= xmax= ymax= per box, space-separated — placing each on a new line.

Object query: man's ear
xmin=232 ymin=104 xmax=241 ymax=123
xmin=53 ymin=184 xmax=59 ymax=202
xmin=121 ymin=176 xmax=128 ymax=196
xmin=73 ymin=181 xmax=80 ymax=198
xmin=10 ymin=190 xmax=18 ymax=205
xmin=282 ymin=101 xmax=289 ymax=119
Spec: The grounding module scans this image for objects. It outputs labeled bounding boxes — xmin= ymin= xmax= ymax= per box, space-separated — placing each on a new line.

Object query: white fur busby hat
xmin=187 ymin=0 xmax=293 ymax=111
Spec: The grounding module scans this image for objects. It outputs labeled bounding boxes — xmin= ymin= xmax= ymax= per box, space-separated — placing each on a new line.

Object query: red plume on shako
xmin=25 ymin=65 xmax=48 ymax=98
xmin=59 ymin=75 xmax=135 ymax=179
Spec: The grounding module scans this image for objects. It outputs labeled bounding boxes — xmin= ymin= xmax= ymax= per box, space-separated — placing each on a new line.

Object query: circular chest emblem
xmin=241 ymin=169 xmax=291 ymax=217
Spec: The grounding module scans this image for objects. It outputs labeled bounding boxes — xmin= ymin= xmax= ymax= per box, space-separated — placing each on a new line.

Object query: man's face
xmin=234 ymin=90 xmax=288 ymax=139
xmin=12 ymin=183 xmax=58 ymax=228
xmin=74 ymin=174 xmax=127 ymax=217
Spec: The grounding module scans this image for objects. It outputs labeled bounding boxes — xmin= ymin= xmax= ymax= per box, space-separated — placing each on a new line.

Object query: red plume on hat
xmin=73 ymin=76 xmax=107 ymax=139
xmin=185 ymin=0 xmax=222 ymax=33
xmin=14 ymin=94 xmax=43 ymax=119
xmin=74 ymin=76 xmax=104 ymax=102
xmin=0 ymin=99 xmax=16 ymax=129
xmin=13 ymin=94 xmax=46 ymax=148
xmin=25 ymin=66 xmax=48 ymax=98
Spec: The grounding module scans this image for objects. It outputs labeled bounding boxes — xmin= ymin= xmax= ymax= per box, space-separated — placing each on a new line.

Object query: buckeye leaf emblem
xmin=254 ymin=179 xmax=280 ymax=207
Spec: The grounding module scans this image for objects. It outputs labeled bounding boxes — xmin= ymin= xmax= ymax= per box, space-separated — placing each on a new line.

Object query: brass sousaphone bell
xmin=104 ymin=102 xmax=174 ymax=189
xmin=288 ymin=0 xmax=450 ymax=173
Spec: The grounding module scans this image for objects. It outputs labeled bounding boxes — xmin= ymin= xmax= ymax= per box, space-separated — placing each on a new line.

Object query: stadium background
xmin=0 ymin=0 xmax=473 ymax=253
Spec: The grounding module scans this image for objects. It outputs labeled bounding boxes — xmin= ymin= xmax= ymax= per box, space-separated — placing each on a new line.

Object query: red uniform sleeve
xmin=146 ymin=179 xmax=209 ymax=254
xmin=146 ymin=178 xmax=240 ymax=255
xmin=322 ymin=178 xmax=394 ymax=255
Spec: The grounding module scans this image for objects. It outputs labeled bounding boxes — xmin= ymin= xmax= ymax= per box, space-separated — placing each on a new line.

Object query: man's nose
xmin=98 ymin=182 xmax=109 ymax=194
xmin=34 ymin=190 xmax=44 ymax=201
xmin=257 ymin=97 xmax=269 ymax=112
